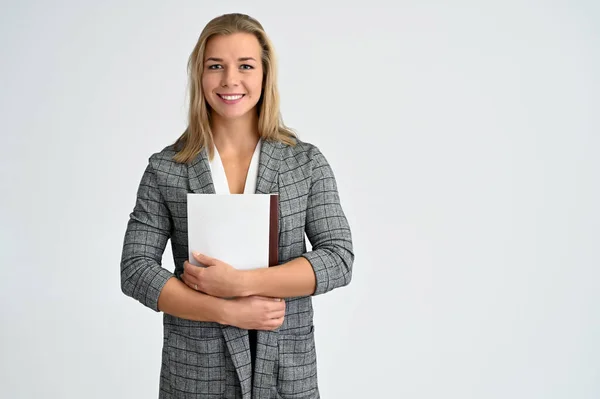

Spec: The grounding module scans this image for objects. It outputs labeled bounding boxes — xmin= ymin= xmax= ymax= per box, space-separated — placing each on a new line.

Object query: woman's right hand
xmin=222 ymin=295 xmax=286 ymax=330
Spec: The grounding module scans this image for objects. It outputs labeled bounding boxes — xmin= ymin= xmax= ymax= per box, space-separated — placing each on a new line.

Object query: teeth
xmin=221 ymin=95 xmax=243 ymax=100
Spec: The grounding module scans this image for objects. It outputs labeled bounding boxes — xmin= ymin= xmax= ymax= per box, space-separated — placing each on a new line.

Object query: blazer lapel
xmin=187 ymin=147 xmax=215 ymax=194
xmin=221 ymin=327 xmax=253 ymax=398
xmin=255 ymin=139 xmax=282 ymax=195
xmin=188 ymin=139 xmax=282 ymax=195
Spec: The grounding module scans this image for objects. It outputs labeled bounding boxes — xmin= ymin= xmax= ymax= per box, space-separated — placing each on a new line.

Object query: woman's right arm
xmin=120 ymin=159 xmax=175 ymax=313
xmin=120 ymin=157 xmax=284 ymax=328
xmin=157 ymin=277 xmax=225 ymax=322
xmin=120 ymin=157 xmax=229 ymax=323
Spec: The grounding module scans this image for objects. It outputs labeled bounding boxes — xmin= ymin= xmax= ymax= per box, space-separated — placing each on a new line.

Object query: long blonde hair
xmin=172 ymin=13 xmax=297 ymax=164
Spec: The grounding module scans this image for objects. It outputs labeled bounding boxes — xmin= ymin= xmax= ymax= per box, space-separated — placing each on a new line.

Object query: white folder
xmin=187 ymin=193 xmax=279 ymax=270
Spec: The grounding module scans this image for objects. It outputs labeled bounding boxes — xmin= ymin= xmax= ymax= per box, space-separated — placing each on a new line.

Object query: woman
xmin=120 ymin=13 xmax=354 ymax=399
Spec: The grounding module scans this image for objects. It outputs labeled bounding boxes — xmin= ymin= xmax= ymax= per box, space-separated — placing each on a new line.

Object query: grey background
xmin=1 ymin=1 xmax=598 ymax=398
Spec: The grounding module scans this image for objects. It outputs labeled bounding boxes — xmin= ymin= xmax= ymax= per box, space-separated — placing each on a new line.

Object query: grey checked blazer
xmin=120 ymin=138 xmax=354 ymax=399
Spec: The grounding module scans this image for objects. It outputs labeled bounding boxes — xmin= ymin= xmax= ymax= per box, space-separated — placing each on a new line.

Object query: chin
xmin=215 ymin=108 xmax=256 ymax=121
xmin=219 ymin=111 xmax=247 ymax=120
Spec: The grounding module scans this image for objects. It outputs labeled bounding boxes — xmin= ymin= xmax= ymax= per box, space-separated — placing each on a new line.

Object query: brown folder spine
xmin=269 ymin=194 xmax=279 ymax=267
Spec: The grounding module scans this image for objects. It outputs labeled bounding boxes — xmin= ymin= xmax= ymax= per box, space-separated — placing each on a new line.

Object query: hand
xmin=182 ymin=252 xmax=243 ymax=298
xmin=223 ymin=295 xmax=286 ymax=330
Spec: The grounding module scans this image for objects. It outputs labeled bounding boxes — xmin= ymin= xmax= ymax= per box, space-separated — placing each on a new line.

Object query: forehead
xmin=204 ymin=32 xmax=262 ymax=60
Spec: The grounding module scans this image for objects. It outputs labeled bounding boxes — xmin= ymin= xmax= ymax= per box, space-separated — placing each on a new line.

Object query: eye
xmin=240 ymin=64 xmax=254 ymax=70
xmin=207 ymin=64 xmax=222 ymax=70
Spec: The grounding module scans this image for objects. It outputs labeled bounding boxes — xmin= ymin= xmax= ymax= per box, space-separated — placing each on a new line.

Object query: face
xmin=202 ymin=32 xmax=264 ymax=122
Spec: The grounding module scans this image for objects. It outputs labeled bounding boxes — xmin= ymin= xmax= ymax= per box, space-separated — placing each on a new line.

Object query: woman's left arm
xmin=183 ymin=146 xmax=354 ymax=299
xmin=242 ymin=147 xmax=354 ymax=298
xmin=242 ymin=147 xmax=354 ymax=297
xmin=240 ymin=256 xmax=317 ymax=297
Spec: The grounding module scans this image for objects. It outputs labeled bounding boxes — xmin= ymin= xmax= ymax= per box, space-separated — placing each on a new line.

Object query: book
xmin=186 ymin=193 xmax=279 ymax=269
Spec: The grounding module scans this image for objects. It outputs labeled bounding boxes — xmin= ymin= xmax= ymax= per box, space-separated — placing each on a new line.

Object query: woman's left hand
xmin=182 ymin=252 xmax=244 ymax=298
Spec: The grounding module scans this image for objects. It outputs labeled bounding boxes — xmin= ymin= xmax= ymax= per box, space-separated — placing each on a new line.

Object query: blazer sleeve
xmin=120 ymin=156 xmax=174 ymax=312
xmin=301 ymin=146 xmax=354 ymax=296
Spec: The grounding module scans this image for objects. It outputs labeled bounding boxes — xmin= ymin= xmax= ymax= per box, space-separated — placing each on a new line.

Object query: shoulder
xmin=146 ymin=144 xmax=182 ymax=171
xmin=148 ymin=143 xmax=178 ymax=162
xmin=280 ymin=138 xmax=327 ymax=166
xmin=278 ymin=138 xmax=335 ymax=182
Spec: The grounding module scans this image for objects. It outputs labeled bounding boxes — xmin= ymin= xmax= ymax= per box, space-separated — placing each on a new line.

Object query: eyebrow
xmin=205 ymin=57 xmax=257 ymax=62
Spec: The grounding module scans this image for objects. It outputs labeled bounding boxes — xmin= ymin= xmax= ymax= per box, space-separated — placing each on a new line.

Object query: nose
xmin=221 ymin=68 xmax=240 ymax=87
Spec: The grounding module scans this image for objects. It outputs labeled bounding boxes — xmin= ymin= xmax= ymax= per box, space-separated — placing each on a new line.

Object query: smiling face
xmin=201 ymin=32 xmax=264 ymax=123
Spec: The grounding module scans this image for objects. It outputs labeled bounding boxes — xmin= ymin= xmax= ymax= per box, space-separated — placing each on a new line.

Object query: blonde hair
xmin=172 ymin=13 xmax=297 ymax=164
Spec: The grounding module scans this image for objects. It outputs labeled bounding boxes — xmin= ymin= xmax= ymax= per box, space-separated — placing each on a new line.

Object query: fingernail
xmin=193 ymin=251 xmax=200 ymax=257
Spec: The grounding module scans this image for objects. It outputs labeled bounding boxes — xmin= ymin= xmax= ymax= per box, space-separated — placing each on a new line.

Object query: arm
xmin=240 ymin=256 xmax=316 ymax=298
xmin=120 ymin=158 xmax=224 ymax=322
xmin=239 ymin=146 xmax=355 ymax=298
xmin=157 ymin=278 xmax=226 ymax=322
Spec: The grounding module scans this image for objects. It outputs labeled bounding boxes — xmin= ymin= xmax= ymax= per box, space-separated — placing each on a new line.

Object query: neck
xmin=211 ymin=111 xmax=260 ymax=153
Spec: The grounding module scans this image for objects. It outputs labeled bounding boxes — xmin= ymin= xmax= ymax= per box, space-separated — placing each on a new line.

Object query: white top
xmin=208 ymin=140 xmax=262 ymax=194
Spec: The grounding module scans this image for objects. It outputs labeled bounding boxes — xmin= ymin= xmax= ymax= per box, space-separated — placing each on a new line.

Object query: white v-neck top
xmin=208 ymin=140 xmax=262 ymax=194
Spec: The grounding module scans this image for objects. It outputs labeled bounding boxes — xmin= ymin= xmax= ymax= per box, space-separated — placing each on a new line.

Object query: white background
xmin=1 ymin=1 xmax=598 ymax=398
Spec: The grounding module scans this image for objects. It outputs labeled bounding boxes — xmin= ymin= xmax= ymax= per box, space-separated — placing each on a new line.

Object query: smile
xmin=218 ymin=94 xmax=244 ymax=101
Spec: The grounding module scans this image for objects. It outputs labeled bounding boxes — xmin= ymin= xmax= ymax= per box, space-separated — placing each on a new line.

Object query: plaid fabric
xmin=120 ymin=138 xmax=354 ymax=398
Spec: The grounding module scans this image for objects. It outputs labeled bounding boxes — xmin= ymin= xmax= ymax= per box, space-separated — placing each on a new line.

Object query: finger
xmin=192 ymin=252 xmax=214 ymax=266
xmin=181 ymin=273 xmax=199 ymax=291
xmin=264 ymin=316 xmax=284 ymax=330
xmin=184 ymin=262 xmax=204 ymax=279
xmin=266 ymin=299 xmax=285 ymax=309
xmin=269 ymin=309 xmax=286 ymax=319
xmin=183 ymin=261 xmax=195 ymax=274
xmin=279 ymin=301 xmax=286 ymax=312
xmin=181 ymin=273 xmax=191 ymax=288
